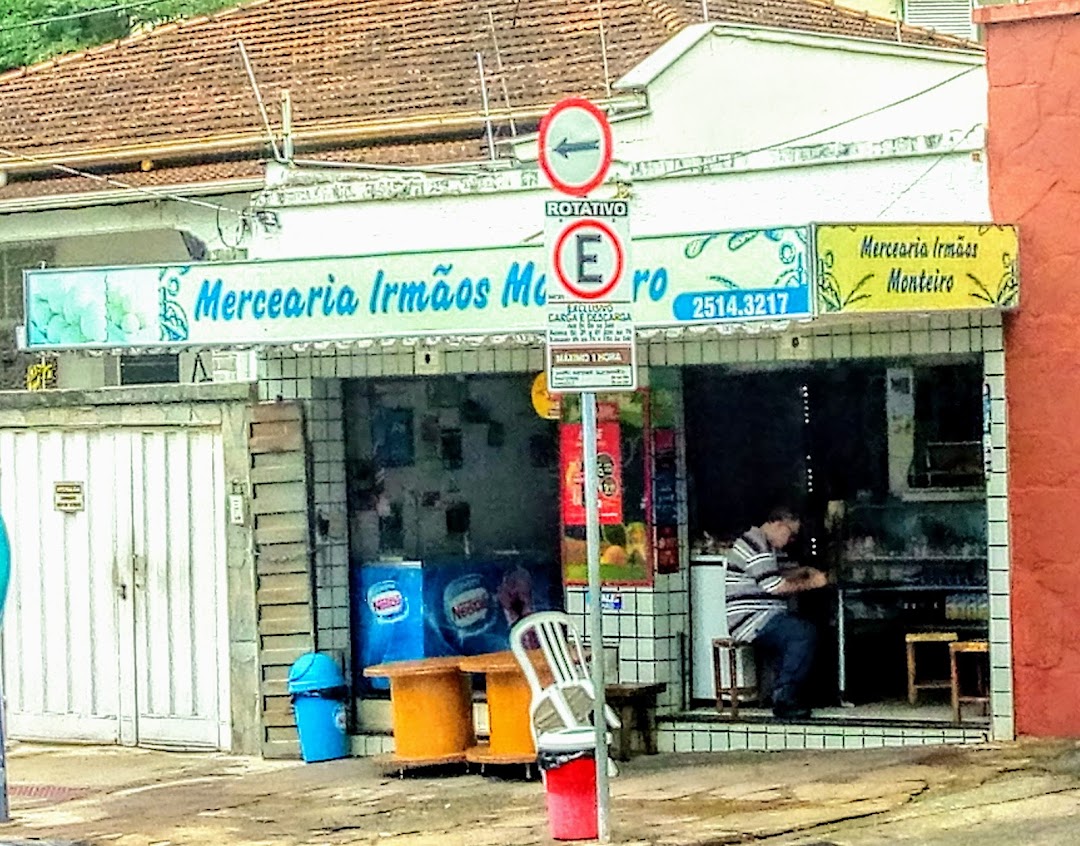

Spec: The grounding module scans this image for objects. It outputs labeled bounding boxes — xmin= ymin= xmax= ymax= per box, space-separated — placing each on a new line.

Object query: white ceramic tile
xmin=727 ymin=731 xmax=748 ymax=751
xmin=649 ymin=343 xmax=667 ymax=366
xmin=710 ymin=731 xmax=730 ymax=752
xmin=992 ymin=715 xmax=1014 ymax=742
xmin=666 ymin=342 xmax=686 ymax=366
xmin=989 ymin=570 xmax=1008 ymax=595
xmin=756 ymin=337 xmax=777 ymax=361
xmin=657 ymin=730 xmax=676 ymax=753
xmin=989 ymin=617 xmax=1011 ymax=646
xmin=930 ymin=330 xmax=951 ymax=354
xmin=824 ymin=734 xmax=844 ymax=749
xmin=747 ymin=731 xmax=767 ymax=751
xmin=850 ymin=334 xmax=872 ymax=357
xmin=984 ymin=350 xmax=1005 ymax=376
xmin=871 ymin=334 xmax=891 ymax=357
xmin=988 ymin=521 xmax=1009 ymax=546
xmin=843 ymin=734 xmax=865 ymax=749
xmin=683 ymin=341 xmax=703 ymax=365
xmin=950 ymin=329 xmax=972 ymax=353
xmin=692 ymin=730 xmax=711 ymax=751
xmin=737 ymin=339 xmax=757 ymax=362
xmin=811 ymin=335 xmax=833 ymax=359
xmin=910 ymin=331 xmax=931 ymax=354
xmin=701 ymin=340 xmax=721 ymax=364
xmin=674 ymin=731 xmax=692 ymax=753
xmin=930 ymin=315 xmax=950 ymax=330
xmin=983 ymin=326 xmax=1004 ymax=351
xmin=832 ymin=335 xmax=853 ymax=359
xmin=804 ymin=732 xmax=826 ymax=750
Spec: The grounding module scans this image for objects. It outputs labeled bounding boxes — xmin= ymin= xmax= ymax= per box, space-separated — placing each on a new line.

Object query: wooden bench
xmin=605 ymin=682 xmax=667 ymax=761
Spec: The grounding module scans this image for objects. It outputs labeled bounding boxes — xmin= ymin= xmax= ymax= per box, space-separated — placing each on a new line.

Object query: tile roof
xmin=0 ymin=0 xmax=979 ymax=202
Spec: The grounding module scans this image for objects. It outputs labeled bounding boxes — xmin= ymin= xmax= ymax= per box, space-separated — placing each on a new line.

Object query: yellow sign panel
xmin=815 ymin=224 xmax=1019 ymax=314
xmin=530 ymin=372 xmax=562 ymax=420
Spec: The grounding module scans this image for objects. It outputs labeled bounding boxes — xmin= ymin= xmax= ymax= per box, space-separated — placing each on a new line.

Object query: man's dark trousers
xmin=756 ymin=612 xmax=816 ymax=710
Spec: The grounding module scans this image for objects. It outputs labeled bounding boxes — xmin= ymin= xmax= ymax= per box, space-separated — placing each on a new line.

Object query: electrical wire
xmin=875 ymin=122 xmax=982 ymax=218
xmin=0 ymin=0 xmax=188 ymax=34
xmin=657 ymin=65 xmax=982 ymax=179
xmin=0 ymin=144 xmax=249 ymax=218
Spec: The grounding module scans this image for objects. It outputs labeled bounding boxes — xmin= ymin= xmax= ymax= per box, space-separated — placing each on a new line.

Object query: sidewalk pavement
xmin=0 ymin=738 xmax=1078 ymax=846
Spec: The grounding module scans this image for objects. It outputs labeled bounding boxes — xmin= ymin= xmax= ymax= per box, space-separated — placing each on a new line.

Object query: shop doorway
xmin=344 ymin=374 xmax=564 ymax=690
xmin=684 ymin=360 xmax=989 ymax=725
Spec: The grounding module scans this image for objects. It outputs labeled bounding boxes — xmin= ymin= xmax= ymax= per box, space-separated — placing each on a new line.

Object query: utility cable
xmin=658 ymin=65 xmax=982 ymax=178
xmin=0 ymin=0 xmax=187 ymax=34
xmin=875 ymin=122 xmax=981 ymax=218
xmin=0 ymin=144 xmax=249 ymax=218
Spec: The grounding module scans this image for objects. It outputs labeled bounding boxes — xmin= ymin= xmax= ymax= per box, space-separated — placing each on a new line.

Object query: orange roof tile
xmin=0 ymin=0 xmax=978 ymax=201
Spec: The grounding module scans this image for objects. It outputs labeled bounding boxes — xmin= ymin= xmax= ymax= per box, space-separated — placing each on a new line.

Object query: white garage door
xmin=0 ymin=426 xmax=229 ymax=750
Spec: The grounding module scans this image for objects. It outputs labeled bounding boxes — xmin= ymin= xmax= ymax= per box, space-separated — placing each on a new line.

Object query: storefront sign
xmin=560 ymin=421 xmax=623 ymax=526
xmin=815 ymin=224 xmax=1019 ymax=314
xmin=22 ymin=226 xmax=810 ymax=351
xmin=530 ymin=372 xmax=562 ymax=420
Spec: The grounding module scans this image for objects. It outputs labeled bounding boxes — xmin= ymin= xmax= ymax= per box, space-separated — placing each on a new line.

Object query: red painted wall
xmin=979 ymin=0 xmax=1080 ymax=736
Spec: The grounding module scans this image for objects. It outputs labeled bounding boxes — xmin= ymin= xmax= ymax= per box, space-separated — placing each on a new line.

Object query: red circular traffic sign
xmin=552 ymin=218 xmax=625 ymax=300
xmin=538 ymin=97 xmax=613 ymax=197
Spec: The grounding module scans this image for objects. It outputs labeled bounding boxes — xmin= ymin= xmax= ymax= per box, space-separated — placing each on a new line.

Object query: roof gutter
xmin=0 ymin=93 xmax=647 ymax=176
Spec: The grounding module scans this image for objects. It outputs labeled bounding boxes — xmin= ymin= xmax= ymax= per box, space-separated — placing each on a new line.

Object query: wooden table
xmin=363 ymin=656 xmax=475 ymax=767
xmin=457 ymin=650 xmax=537 ymax=766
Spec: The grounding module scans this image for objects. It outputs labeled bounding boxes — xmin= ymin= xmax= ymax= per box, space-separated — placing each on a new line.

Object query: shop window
xmin=910 ymin=363 xmax=982 ymax=489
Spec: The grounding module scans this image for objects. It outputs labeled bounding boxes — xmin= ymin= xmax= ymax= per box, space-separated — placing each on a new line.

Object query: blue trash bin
xmin=288 ymin=653 xmax=349 ymax=763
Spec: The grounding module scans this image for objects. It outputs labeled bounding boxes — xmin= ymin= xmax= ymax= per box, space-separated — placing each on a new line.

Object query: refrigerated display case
xmin=352 ymin=553 xmax=558 ymax=694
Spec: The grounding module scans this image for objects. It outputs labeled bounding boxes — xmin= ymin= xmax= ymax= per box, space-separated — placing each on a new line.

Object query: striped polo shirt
xmin=725 ymin=526 xmax=787 ymax=642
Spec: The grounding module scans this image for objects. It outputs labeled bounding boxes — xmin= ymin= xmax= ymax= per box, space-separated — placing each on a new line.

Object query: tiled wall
xmin=659 ymin=719 xmax=989 ymax=753
xmin=255 ymin=311 xmax=1014 ymax=742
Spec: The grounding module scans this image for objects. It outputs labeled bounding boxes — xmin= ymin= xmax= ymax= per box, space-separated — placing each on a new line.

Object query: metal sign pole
xmin=582 ymin=391 xmax=610 ymax=842
xmin=0 ymin=668 xmax=9 ymax=823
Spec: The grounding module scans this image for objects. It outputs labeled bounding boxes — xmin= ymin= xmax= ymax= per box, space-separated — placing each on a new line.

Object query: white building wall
xmin=613 ymin=27 xmax=984 ymax=163
xmin=254 ymin=144 xmax=987 ymax=262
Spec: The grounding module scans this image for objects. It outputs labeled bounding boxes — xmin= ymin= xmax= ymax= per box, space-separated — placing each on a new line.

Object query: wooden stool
xmin=905 ymin=632 xmax=958 ymax=705
xmin=950 ymin=640 xmax=989 ymax=724
xmin=712 ymin=638 xmax=758 ymax=718
xmin=605 ymin=682 xmax=667 ymax=761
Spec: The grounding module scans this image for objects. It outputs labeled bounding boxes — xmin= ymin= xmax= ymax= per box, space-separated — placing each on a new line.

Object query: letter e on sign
xmin=539 ymin=98 xmax=613 ymax=197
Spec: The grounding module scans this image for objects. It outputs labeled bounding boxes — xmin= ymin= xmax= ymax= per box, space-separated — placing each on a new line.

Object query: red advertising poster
xmin=560 ymin=421 xmax=624 ymax=526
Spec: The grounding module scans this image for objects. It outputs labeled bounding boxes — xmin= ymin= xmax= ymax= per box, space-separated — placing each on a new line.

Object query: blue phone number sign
xmin=672 ymin=287 xmax=811 ymax=323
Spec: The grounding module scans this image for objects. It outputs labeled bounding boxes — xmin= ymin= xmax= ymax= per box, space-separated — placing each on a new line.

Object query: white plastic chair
xmin=509 ymin=610 xmax=621 ymax=742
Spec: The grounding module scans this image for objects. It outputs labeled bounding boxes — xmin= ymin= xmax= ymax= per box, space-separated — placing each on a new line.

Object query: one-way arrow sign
xmin=554 ymin=138 xmax=600 ymax=159
xmin=539 ymin=98 xmax=613 ymax=197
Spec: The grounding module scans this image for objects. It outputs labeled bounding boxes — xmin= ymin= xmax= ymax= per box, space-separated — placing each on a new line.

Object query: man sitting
xmin=725 ymin=506 xmax=827 ymax=720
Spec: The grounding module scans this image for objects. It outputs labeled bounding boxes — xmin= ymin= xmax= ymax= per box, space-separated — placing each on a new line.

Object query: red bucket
xmin=543 ymin=754 xmax=597 ymax=840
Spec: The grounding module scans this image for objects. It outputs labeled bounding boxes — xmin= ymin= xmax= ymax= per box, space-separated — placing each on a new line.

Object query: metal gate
xmin=0 ymin=426 xmax=229 ymax=750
